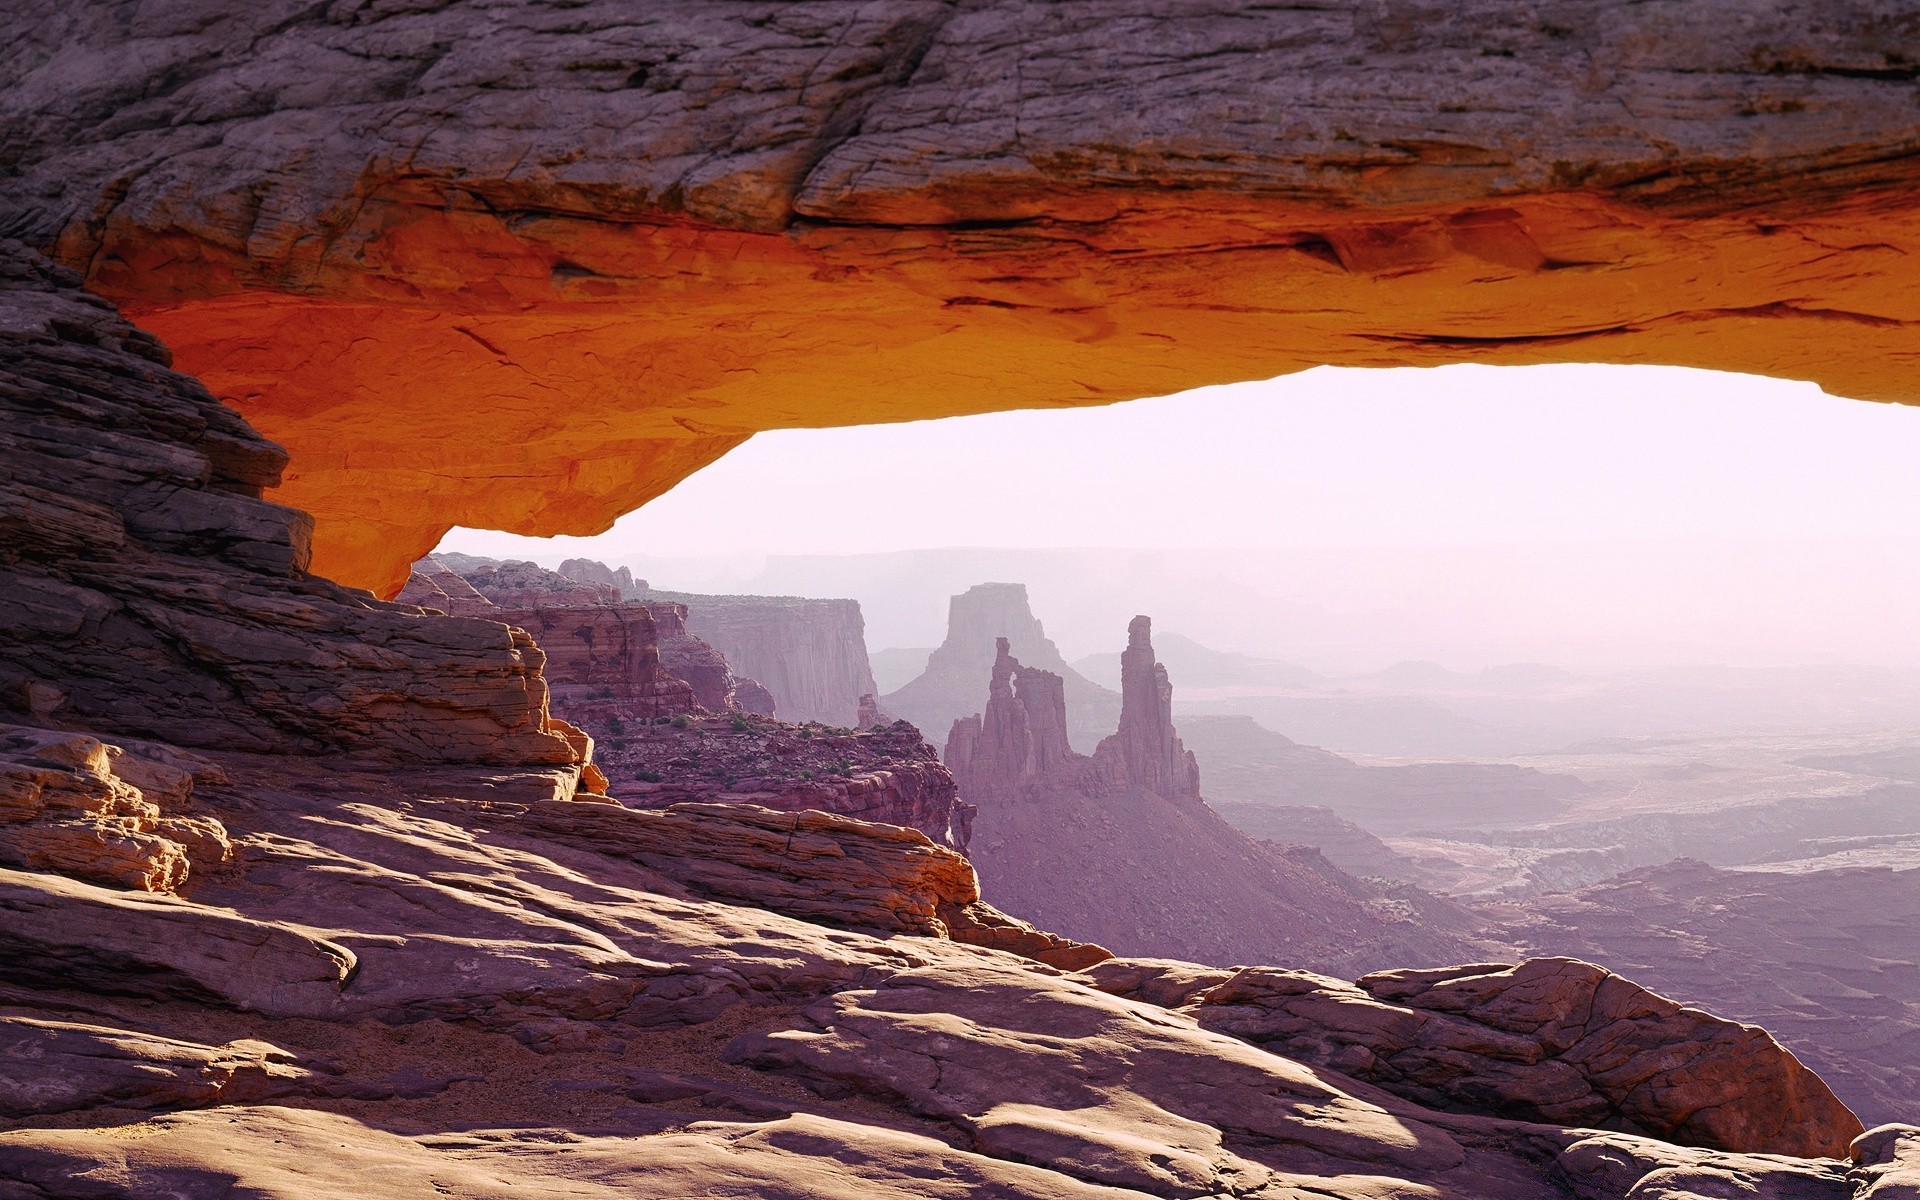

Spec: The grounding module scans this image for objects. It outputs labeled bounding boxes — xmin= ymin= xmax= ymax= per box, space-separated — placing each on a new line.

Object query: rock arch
xmin=8 ymin=1 xmax=1918 ymax=591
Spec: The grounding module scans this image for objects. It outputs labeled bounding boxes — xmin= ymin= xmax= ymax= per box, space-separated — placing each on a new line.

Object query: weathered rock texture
xmin=559 ymin=557 xmax=644 ymax=596
xmin=0 ymin=693 xmax=1885 ymax=1200
xmin=492 ymin=604 xmax=697 ymax=718
xmin=1085 ymin=956 xmax=1863 ymax=1159
xmin=406 ymin=556 xmax=765 ymax=713
xmin=0 ymin=725 xmax=229 ymax=894
xmin=890 ymin=583 xmax=1120 ymax=753
xmin=501 ymin=797 xmax=1101 ymax=969
xmin=1088 ymin=615 xmax=1201 ymax=801
xmin=7 ymin=1 xmax=1920 ymax=591
xmin=949 ymin=624 xmax=1492 ymax=974
xmin=0 ymin=242 xmax=581 ymax=769
xmin=576 ymin=709 xmax=974 ymax=850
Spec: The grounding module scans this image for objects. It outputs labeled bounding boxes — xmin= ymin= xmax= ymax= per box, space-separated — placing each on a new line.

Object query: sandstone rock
xmin=1162 ymin=957 xmax=1862 ymax=1159
xmin=949 ymin=623 xmax=1491 ymax=974
xmin=0 ymin=243 xmax=584 ymax=769
xmin=499 ymin=797 xmax=1101 ymax=970
xmin=1086 ymin=617 xmax=1200 ymax=801
xmin=0 ymin=723 xmax=227 ymax=892
xmin=732 ymin=676 xmax=778 ymax=717
xmin=674 ymin=594 xmax=883 ymax=727
xmin=0 ymin=867 xmax=356 ymax=1016
xmin=8 ymin=4 xmax=1917 ymax=589
xmin=491 ymin=603 xmax=698 ymax=718
xmin=394 ymin=554 xmax=499 ymax=617
xmin=1496 ymin=858 xmax=1920 ymax=1128
xmin=889 ymin=583 xmax=1118 ymax=753
xmin=435 ymin=557 xmax=751 ymax=712
xmin=648 ymin=602 xmax=744 ymax=712
xmin=1852 ymin=1125 xmax=1920 ymax=1200
xmin=0 ymin=1106 xmax=1159 ymax=1200
xmin=558 ymin=557 xmax=645 ymax=597
xmin=562 ymin=705 xmax=973 ymax=847
xmin=0 ymin=1017 xmax=308 ymax=1116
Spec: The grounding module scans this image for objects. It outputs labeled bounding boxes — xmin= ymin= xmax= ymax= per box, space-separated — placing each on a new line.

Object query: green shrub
xmin=670 ymin=714 xmax=689 ymax=730
xmin=730 ymin=714 xmax=749 ymax=732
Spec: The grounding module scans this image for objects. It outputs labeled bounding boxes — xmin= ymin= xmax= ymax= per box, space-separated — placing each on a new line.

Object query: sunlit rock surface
xmin=10 ymin=1 xmax=1920 ymax=591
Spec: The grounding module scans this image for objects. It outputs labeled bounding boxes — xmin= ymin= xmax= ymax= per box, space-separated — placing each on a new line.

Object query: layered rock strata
xmin=425 ymin=557 xmax=764 ymax=713
xmin=9 ymin=2 xmax=1920 ymax=590
xmin=0 ymin=243 xmax=582 ymax=769
xmin=948 ymin=623 xmax=1492 ymax=974
xmin=1085 ymin=956 xmax=1863 ymax=1159
xmin=891 ymin=583 xmax=1120 ymax=753
xmin=1494 ymin=858 xmax=1920 ymax=1128
xmin=669 ymin=593 xmax=883 ymax=727
xmin=576 ymin=709 xmax=974 ymax=850
xmin=0 ymin=740 xmax=1887 ymax=1200
xmin=0 ymin=724 xmax=229 ymax=893
xmin=490 ymin=604 xmax=697 ymax=719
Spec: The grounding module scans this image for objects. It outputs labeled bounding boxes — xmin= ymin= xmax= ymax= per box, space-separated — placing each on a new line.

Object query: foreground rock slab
xmin=1086 ymin=956 xmax=1862 ymax=1159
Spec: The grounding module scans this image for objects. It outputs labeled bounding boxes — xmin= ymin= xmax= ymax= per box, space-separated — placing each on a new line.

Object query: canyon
xmin=4 ymin=4 xmax=1920 ymax=1197
xmin=946 ymin=623 xmax=1502 ymax=976
xmin=0 ymin=242 xmax=1907 ymax=1198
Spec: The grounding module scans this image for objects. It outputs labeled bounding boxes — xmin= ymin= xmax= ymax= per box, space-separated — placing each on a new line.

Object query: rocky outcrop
xmin=1854 ymin=1126 xmax=1920 ymax=1199
xmin=0 ymin=723 xmax=1881 ymax=1200
xmin=671 ymin=594 xmax=882 ymax=726
xmin=647 ymin=602 xmax=741 ymax=712
xmin=9 ymin=3 xmax=1919 ymax=591
xmin=0 ymin=243 xmax=582 ymax=769
xmin=502 ymin=798 xmax=1101 ymax=969
xmin=1087 ymin=616 xmax=1201 ymax=802
xmin=0 ymin=725 xmax=229 ymax=893
xmin=889 ymin=583 xmax=1119 ymax=752
xmin=411 ymin=556 xmax=770 ymax=713
xmin=571 ymin=708 xmax=974 ymax=850
xmin=490 ymin=604 xmax=697 ymax=719
xmin=463 ymin=559 xmax=622 ymax=608
xmin=558 ymin=558 xmax=645 ymax=597
xmin=0 ymin=1019 xmax=313 ymax=1117
xmin=1085 ymin=956 xmax=1862 ymax=1159
xmin=948 ymin=623 xmax=1494 ymax=974
xmin=1494 ymin=858 xmax=1920 ymax=1128
xmin=393 ymin=554 xmax=498 ymax=617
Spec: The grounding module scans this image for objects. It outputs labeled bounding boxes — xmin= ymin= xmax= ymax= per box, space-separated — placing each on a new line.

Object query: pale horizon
xmin=442 ymin=363 xmax=1920 ymax=674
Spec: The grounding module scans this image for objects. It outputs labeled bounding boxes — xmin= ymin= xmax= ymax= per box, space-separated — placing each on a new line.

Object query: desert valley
xmin=6 ymin=3 xmax=1920 ymax=1199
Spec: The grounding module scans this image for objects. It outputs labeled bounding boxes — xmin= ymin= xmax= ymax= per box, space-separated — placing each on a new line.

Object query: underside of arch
xmin=10 ymin=1 xmax=1919 ymax=593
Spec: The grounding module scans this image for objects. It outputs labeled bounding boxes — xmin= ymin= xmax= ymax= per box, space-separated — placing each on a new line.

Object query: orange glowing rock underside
xmin=104 ymin=183 xmax=1920 ymax=596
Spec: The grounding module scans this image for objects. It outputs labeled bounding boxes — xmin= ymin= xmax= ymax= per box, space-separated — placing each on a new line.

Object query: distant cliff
xmin=887 ymin=583 xmax=1119 ymax=754
xmin=659 ymin=593 xmax=882 ymax=728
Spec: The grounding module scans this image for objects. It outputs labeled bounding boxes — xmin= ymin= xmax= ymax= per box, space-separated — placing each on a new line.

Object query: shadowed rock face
xmin=12 ymin=1 xmax=1919 ymax=590
xmin=0 ymin=243 xmax=581 ymax=770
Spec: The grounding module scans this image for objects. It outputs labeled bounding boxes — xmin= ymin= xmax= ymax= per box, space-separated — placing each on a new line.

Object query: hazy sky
xmin=442 ymin=364 xmax=1920 ymax=670
xmin=448 ymin=363 xmax=1920 ymax=556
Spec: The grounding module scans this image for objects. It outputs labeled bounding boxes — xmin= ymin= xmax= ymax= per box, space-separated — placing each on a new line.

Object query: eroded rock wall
xmin=675 ymin=596 xmax=881 ymax=727
xmin=0 ymin=242 xmax=578 ymax=767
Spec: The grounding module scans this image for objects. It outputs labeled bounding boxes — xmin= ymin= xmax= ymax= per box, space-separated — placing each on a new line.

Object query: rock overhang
xmin=8 ymin=0 xmax=1919 ymax=593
